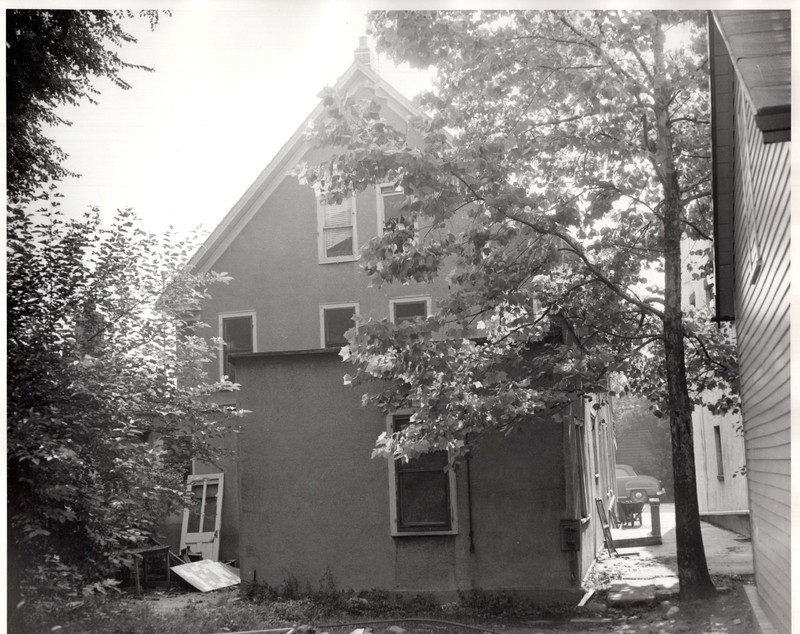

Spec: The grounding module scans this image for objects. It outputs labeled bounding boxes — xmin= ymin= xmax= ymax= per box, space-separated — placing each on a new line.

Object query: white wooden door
xmin=180 ymin=473 xmax=224 ymax=561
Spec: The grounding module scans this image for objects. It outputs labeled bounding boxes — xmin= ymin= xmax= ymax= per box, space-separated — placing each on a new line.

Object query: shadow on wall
xmin=614 ymin=398 xmax=674 ymax=499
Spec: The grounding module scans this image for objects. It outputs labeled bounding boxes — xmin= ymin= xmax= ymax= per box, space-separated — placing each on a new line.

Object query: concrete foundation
xmin=700 ymin=511 xmax=751 ymax=538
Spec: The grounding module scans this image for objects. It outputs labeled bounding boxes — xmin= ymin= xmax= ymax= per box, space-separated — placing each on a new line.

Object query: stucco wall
xmin=233 ymin=351 xmax=582 ymax=601
xmin=202 ymin=172 xmax=449 ymax=356
xmin=193 ymin=168 xmax=451 ymax=565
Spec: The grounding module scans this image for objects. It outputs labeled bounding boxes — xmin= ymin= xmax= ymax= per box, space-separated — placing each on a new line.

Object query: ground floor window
xmin=388 ymin=414 xmax=457 ymax=536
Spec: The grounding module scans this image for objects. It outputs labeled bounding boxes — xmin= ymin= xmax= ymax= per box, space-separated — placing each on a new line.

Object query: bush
xmin=457 ymin=589 xmax=517 ymax=617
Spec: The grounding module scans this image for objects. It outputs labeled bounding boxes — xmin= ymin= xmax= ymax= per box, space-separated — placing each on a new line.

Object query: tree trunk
xmin=650 ymin=16 xmax=717 ymax=599
xmin=662 ymin=279 xmax=718 ymax=599
xmin=661 ymin=164 xmax=718 ymax=597
xmin=657 ymin=115 xmax=717 ymax=601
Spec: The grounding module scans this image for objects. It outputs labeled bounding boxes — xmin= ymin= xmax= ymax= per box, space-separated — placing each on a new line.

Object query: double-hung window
xmin=320 ymin=303 xmax=358 ymax=349
xmin=219 ymin=312 xmax=255 ymax=382
xmin=318 ymin=197 xmax=357 ymax=263
xmin=377 ymin=184 xmax=406 ymax=233
xmin=388 ymin=414 xmax=457 ymax=535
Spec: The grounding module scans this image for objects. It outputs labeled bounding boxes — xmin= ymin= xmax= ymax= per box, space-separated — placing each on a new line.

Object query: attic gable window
xmin=318 ymin=196 xmax=358 ymax=263
xmin=378 ymin=184 xmax=406 ymax=233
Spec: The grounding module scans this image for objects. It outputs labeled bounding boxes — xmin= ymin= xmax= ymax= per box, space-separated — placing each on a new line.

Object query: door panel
xmin=180 ymin=473 xmax=224 ymax=561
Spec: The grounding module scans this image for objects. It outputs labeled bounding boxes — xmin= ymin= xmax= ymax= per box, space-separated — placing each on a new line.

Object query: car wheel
xmin=630 ymin=489 xmax=648 ymax=503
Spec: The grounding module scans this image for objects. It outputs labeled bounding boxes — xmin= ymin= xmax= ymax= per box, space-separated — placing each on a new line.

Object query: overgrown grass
xmin=22 ymin=572 xmax=578 ymax=633
xmin=24 ymin=595 xmax=289 ymax=634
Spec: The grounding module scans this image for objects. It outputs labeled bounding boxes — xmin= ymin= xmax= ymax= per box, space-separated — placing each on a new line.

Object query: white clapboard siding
xmin=732 ymin=71 xmax=791 ymax=634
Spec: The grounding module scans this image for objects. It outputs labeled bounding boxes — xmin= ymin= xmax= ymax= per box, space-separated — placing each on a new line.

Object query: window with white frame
xmin=377 ymin=184 xmax=406 ymax=232
xmin=387 ymin=414 xmax=457 ymax=535
xmin=318 ymin=196 xmax=357 ymax=262
xmin=390 ymin=296 xmax=431 ymax=324
xmin=219 ymin=313 xmax=255 ymax=382
xmin=320 ymin=303 xmax=358 ymax=348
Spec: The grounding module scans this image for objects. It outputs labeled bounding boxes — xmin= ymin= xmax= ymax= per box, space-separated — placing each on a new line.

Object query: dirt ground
xmin=25 ymin=535 xmax=756 ymax=634
xmin=88 ymin=575 xmax=754 ymax=634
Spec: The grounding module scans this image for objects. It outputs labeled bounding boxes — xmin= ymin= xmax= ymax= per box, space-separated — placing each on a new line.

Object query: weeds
xmin=23 ymin=568 xmax=578 ymax=633
xmin=457 ymin=589 xmax=516 ymax=618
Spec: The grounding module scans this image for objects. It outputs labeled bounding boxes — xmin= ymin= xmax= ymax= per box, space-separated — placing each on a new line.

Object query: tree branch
xmin=500 ymin=207 xmax=666 ymax=321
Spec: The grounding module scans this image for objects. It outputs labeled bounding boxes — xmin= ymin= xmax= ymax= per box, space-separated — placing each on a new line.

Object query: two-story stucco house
xmin=182 ymin=42 xmax=618 ymax=603
xmin=709 ymin=11 xmax=790 ymax=634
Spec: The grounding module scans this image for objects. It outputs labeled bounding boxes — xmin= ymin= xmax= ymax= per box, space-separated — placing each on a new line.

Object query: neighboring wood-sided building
xmin=681 ymin=239 xmax=750 ymax=536
xmin=709 ymin=10 xmax=791 ymax=633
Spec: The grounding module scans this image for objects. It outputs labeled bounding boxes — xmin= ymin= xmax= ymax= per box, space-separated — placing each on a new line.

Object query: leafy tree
xmin=6 ymin=9 xmax=163 ymax=202
xmin=7 ymin=206 xmax=241 ymax=614
xmin=301 ymin=10 xmax=737 ymax=598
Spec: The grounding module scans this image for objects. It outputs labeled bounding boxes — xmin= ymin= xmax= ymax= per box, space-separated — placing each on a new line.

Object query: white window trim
xmin=386 ymin=412 xmax=458 ymax=537
xmin=376 ymin=182 xmax=405 ymax=237
xmin=317 ymin=195 xmax=359 ymax=264
xmin=389 ymin=296 xmax=432 ymax=323
xmin=319 ymin=302 xmax=360 ymax=349
xmin=218 ymin=311 xmax=257 ymax=380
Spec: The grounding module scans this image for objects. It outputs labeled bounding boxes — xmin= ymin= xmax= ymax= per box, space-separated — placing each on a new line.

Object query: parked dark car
xmin=616 ymin=464 xmax=665 ymax=502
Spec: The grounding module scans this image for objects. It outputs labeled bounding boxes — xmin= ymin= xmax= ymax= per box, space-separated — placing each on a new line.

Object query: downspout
xmin=466 ymin=452 xmax=476 ymax=554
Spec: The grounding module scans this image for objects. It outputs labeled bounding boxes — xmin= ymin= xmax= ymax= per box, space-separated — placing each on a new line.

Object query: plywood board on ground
xmin=171 ymin=559 xmax=240 ymax=592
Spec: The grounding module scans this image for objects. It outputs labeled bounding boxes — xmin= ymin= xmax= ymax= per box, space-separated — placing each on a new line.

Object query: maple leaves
xmin=300 ymin=10 xmax=736 ymax=463
xmin=7 ymin=10 xmax=164 ymax=202
xmin=305 ymin=9 xmax=732 ymax=599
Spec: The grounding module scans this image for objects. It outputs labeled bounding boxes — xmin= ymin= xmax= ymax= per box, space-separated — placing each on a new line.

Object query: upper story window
xmin=388 ymin=414 xmax=457 ymax=536
xmin=219 ymin=312 xmax=255 ymax=382
xmin=377 ymin=184 xmax=406 ymax=233
xmin=318 ymin=197 xmax=358 ymax=263
xmin=390 ymin=296 xmax=431 ymax=324
xmin=320 ymin=303 xmax=358 ymax=348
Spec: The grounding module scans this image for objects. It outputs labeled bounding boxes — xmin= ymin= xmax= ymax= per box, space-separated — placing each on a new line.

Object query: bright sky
xmin=43 ymin=2 xmax=432 ymax=235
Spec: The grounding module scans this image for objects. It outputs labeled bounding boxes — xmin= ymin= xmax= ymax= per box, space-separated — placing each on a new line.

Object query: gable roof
xmin=188 ymin=61 xmax=425 ymax=274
